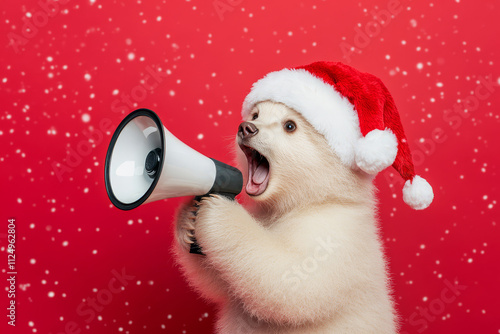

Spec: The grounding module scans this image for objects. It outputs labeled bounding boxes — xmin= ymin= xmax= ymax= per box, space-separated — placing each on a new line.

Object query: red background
xmin=1 ymin=1 xmax=499 ymax=333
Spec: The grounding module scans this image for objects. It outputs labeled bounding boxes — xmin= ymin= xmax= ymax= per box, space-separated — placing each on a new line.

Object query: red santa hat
xmin=242 ymin=61 xmax=433 ymax=210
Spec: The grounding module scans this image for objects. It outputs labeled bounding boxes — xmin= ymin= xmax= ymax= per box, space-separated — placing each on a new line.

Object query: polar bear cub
xmin=173 ymin=101 xmax=397 ymax=333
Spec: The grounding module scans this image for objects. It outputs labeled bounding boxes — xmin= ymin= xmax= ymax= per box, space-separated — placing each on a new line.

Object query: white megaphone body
xmin=105 ymin=109 xmax=243 ymax=253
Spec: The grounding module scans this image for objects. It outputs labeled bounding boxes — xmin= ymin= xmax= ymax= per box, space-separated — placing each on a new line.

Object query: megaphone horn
xmin=104 ymin=108 xmax=243 ymax=211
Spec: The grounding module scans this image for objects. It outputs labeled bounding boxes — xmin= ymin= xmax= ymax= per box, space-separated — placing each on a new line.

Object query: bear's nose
xmin=238 ymin=122 xmax=259 ymax=139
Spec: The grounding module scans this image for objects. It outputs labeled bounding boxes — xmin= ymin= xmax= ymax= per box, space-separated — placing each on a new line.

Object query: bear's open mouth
xmin=240 ymin=145 xmax=270 ymax=196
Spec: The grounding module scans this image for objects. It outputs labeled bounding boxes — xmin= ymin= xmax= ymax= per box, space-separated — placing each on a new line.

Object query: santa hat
xmin=242 ymin=61 xmax=433 ymax=210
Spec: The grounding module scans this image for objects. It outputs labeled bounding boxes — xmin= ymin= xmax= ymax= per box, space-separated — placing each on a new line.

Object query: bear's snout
xmin=238 ymin=121 xmax=259 ymax=140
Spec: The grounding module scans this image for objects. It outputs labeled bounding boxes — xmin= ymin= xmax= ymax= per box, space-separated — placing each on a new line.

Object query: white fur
xmin=174 ymin=102 xmax=398 ymax=333
xmin=403 ymin=175 xmax=434 ymax=210
xmin=242 ymin=68 xmax=362 ymax=169
xmin=355 ymin=129 xmax=398 ymax=174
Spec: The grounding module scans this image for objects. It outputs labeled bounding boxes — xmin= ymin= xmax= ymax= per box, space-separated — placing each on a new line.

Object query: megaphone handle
xmin=189 ymin=193 xmax=236 ymax=255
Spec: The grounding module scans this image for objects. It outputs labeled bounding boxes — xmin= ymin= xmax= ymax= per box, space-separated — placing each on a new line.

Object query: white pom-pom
xmin=355 ymin=129 xmax=398 ymax=174
xmin=403 ymin=175 xmax=434 ymax=210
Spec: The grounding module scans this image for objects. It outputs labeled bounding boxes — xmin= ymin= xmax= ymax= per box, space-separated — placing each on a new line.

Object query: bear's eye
xmin=284 ymin=120 xmax=296 ymax=133
xmin=252 ymin=113 xmax=259 ymax=120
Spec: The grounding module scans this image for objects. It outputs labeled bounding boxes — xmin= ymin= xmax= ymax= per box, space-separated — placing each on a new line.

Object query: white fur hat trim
xmin=242 ymin=68 xmax=362 ymax=168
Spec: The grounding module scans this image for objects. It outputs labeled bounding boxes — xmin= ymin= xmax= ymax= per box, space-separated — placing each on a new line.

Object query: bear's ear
xmin=355 ymin=129 xmax=398 ymax=175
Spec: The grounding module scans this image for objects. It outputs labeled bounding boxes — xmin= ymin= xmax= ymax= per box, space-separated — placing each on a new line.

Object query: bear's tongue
xmin=246 ymin=153 xmax=269 ymax=196
xmin=252 ymin=162 xmax=268 ymax=184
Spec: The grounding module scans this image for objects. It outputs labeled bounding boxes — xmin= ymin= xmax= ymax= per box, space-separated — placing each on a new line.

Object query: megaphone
xmin=104 ymin=109 xmax=243 ymax=253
